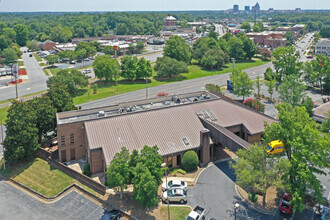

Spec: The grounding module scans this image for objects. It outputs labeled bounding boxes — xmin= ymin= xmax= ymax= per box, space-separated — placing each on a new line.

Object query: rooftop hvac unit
xmin=98 ymin=111 xmax=105 ymax=117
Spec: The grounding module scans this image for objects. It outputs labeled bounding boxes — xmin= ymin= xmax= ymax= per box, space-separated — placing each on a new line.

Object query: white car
xmin=162 ymin=188 xmax=187 ymax=204
xmin=162 ymin=180 xmax=187 ymax=191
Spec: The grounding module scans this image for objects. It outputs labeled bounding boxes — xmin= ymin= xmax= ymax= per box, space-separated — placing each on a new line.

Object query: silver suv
xmin=162 ymin=188 xmax=187 ymax=204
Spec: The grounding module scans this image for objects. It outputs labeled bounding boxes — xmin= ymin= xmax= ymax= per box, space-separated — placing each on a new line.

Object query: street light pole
xmin=0 ymin=119 xmax=5 ymax=170
xmin=115 ymin=50 xmax=118 ymax=93
xmin=145 ymin=77 xmax=148 ymax=99
xmin=234 ymin=202 xmax=240 ymax=220
xmin=231 ymin=58 xmax=236 ymax=69
xmin=161 ymin=163 xmax=170 ymax=220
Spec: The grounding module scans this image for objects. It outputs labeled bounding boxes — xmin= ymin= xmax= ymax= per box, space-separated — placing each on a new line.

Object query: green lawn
xmin=18 ymin=61 xmax=24 ymax=66
xmin=73 ymin=59 xmax=269 ymax=105
xmin=161 ymin=206 xmax=191 ymax=220
xmin=0 ymin=106 xmax=10 ymax=121
xmin=0 ymin=158 xmax=98 ymax=197
xmin=33 ymin=53 xmax=42 ymax=62
xmin=49 ymin=68 xmax=61 ymax=75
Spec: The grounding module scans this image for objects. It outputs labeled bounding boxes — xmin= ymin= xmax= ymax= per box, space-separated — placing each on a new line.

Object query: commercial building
xmin=37 ymin=40 xmax=56 ymax=51
xmin=71 ymin=35 xmax=151 ymax=44
xmin=246 ymin=31 xmax=287 ymax=49
xmin=315 ymin=38 xmax=330 ymax=56
xmin=56 ymin=91 xmax=276 ymax=175
xmin=252 ymin=2 xmax=260 ymax=12
xmin=233 ymin=5 xmax=239 ymax=13
xmin=313 ymin=102 xmax=330 ymax=123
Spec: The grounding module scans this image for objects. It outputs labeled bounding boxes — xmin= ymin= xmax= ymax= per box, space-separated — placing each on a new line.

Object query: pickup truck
xmin=186 ymin=206 xmax=206 ymax=220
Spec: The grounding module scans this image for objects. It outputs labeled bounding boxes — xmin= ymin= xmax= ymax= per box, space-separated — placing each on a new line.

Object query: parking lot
xmin=0 ymin=180 xmax=107 ymax=220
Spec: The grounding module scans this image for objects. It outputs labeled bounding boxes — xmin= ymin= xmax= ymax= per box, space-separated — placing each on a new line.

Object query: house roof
xmin=84 ymin=97 xmax=276 ymax=165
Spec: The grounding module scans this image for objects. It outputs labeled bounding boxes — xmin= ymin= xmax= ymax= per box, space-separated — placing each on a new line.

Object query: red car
xmin=279 ymin=193 xmax=293 ymax=214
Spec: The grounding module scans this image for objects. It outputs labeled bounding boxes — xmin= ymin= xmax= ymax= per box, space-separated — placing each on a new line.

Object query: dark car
xmin=29 ymin=54 xmax=33 ymax=57
xmin=101 ymin=209 xmax=121 ymax=220
xmin=279 ymin=193 xmax=293 ymax=215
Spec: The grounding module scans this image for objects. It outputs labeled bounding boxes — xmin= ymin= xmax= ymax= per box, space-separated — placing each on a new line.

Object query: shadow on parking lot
xmin=214 ymin=160 xmax=236 ymax=183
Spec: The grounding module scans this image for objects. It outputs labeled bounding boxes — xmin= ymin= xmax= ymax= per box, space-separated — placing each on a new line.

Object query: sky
xmin=0 ymin=0 xmax=329 ymax=12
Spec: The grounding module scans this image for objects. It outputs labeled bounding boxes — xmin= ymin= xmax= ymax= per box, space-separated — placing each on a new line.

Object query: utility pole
xmin=231 ymin=58 xmax=236 ymax=69
xmin=145 ymin=77 xmax=148 ymax=99
xmin=0 ymin=119 xmax=5 ymax=170
xmin=114 ymin=47 xmax=118 ymax=94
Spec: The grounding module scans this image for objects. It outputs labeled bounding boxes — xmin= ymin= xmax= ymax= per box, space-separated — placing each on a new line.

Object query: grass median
xmin=0 ymin=158 xmax=98 ymax=197
xmin=73 ymin=59 xmax=269 ymax=105
xmin=33 ymin=53 xmax=42 ymax=62
xmin=160 ymin=206 xmax=191 ymax=220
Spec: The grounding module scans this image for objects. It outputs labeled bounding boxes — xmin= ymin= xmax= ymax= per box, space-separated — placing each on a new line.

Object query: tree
xmin=182 ymin=151 xmax=199 ymax=172
xmin=207 ymin=30 xmax=219 ymax=40
xmin=301 ymin=96 xmax=314 ymax=117
xmin=240 ymin=36 xmax=256 ymax=60
xmin=136 ymin=42 xmax=144 ymax=53
xmin=3 ymin=100 xmax=39 ymax=162
xmin=115 ymin=23 xmax=128 ymax=35
xmin=192 ymin=37 xmax=220 ymax=63
xmin=75 ymin=41 xmax=97 ymax=58
xmin=13 ymin=24 xmax=29 ymax=46
xmin=272 ymin=46 xmax=303 ymax=82
xmin=2 ymin=48 xmax=18 ymax=78
xmin=253 ymin=22 xmax=265 ymax=32
xmin=27 ymin=96 xmax=56 ymax=142
xmin=265 ymin=78 xmax=276 ymax=101
xmin=50 ymin=25 xmax=73 ymax=43
xmin=106 ymin=147 xmax=130 ymax=199
xmin=136 ymin=145 xmax=163 ymax=185
xmin=45 ymin=55 xmax=59 ymax=66
xmin=93 ymin=55 xmax=120 ymax=81
xmin=121 ymin=55 xmax=138 ymax=81
xmin=46 ymin=82 xmax=76 ymax=112
xmin=163 ymin=35 xmax=191 ymax=64
xmin=260 ymin=48 xmax=272 ymax=61
xmin=11 ymin=43 xmax=23 ymax=57
xmin=47 ymin=69 xmax=88 ymax=96
xmin=201 ymin=48 xmax=225 ymax=70
xmin=0 ymin=36 xmax=9 ymax=50
xmin=26 ymin=41 xmax=38 ymax=52
xmin=304 ymin=54 xmax=329 ymax=95
xmin=154 ymin=56 xmax=188 ymax=78
xmin=136 ymin=57 xmax=152 ymax=79
xmin=241 ymin=21 xmax=251 ymax=32
xmin=230 ymin=144 xmax=289 ymax=204
xmin=35 ymin=32 xmax=48 ymax=42
xmin=103 ymin=46 xmax=114 ymax=55
xmin=264 ymin=103 xmax=330 ymax=212
xmin=320 ymin=26 xmax=330 ymax=38
xmin=230 ymin=69 xmax=254 ymax=100
xmin=320 ymin=110 xmax=330 ymax=133
xmin=2 ymin=27 xmax=16 ymax=43
xmin=285 ymin=32 xmax=294 ymax=46
xmin=278 ymin=75 xmax=306 ymax=107
xmin=132 ymin=163 xmax=159 ymax=209
xmin=264 ymin=67 xmax=276 ymax=81
xmin=255 ymin=75 xmax=262 ymax=97
xmin=227 ymin=37 xmax=244 ymax=60
xmin=128 ymin=43 xmax=136 ymax=54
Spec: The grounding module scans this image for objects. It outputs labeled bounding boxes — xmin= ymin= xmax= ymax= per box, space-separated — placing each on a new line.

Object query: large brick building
xmin=246 ymin=31 xmax=287 ymax=49
xmin=163 ymin=14 xmax=177 ymax=31
xmin=56 ymin=92 xmax=276 ymax=174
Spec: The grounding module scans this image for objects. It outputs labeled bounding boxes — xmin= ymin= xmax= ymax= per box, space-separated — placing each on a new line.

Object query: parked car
xmin=186 ymin=206 xmax=206 ymax=220
xmin=162 ymin=188 xmax=187 ymax=204
xmin=29 ymin=54 xmax=33 ymax=57
xmin=101 ymin=209 xmax=122 ymax=220
xmin=70 ymin=60 xmax=76 ymax=64
xmin=279 ymin=193 xmax=293 ymax=215
xmin=87 ymin=69 xmax=91 ymax=73
xmin=306 ymin=55 xmax=313 ymax=59
xmin=162 ymin=180 xmax=187 ymax=191
xmin=83 ymin=58 xmax=89 ymax=61
xmin=82 ymin=70 xmax=88 ymax=74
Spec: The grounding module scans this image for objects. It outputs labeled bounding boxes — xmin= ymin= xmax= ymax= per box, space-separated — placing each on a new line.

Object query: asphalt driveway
xmin=0 ymin=180 xmax=107 ymax=220
xmin=187 ymin=160 xmax=315 ymax=220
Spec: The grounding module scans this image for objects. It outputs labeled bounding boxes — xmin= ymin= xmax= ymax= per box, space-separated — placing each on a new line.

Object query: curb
xmin=234 ymin=184 xmax=277 ymax=216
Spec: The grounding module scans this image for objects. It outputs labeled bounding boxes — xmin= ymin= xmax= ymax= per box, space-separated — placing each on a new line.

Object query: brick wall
xmin=57 ymin=121 xmax=86 ymax=163
xmin=90 ymin=148 xmax=105 ymax=174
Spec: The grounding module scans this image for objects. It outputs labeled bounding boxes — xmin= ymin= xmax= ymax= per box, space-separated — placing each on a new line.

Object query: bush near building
xmin=182 ymin=150 xmax=199 ymax=172
xmin=243 ymin=98 xmax=265 ymax=113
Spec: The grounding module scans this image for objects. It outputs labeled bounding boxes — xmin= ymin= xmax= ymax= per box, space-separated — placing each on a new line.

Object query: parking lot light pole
xmin=145 ymin=77 xmax=148 ymax=99
xmin=234 ymin=202 xmax=240 ymax=220
xmin=161 ymin=163 xmax=170 ymax=220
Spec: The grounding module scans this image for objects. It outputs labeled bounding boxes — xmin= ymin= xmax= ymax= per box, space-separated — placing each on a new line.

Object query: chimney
xmin=200 ymin=129 xmax=211 ymax=165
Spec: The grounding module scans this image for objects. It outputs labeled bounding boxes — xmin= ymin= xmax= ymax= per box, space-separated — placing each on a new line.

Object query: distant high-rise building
xmin=295 ymin=8 xmax=302 ymax=12
xmin=252 ymin=2 xmax=260 ymax=12
xmin=233 ymin=4 xmax=239 ymax=12
xmin=245 ymin=6 xmax=250 ymax=11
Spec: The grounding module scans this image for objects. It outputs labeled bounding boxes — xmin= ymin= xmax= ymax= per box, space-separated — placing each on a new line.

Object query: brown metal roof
xmin=84 ymin=98 xmax=276 ymax=165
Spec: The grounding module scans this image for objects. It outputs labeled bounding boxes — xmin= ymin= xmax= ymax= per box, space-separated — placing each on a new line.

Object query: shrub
xmin=205 ymin=83 xmax=223 ymax=94
xmin=248 ymin=192 xmax=258 ymax=202
xmin=173 ymin=170 xmax=177 ymax=176
xmin=92 ymin=84 xmax=98 ymax=93
xmin=83 ymin=164 xmax=91 ymax=177
xmin=182 ymin=151 xmax=199 ymax=172
xmin=243 ymin=98 xmax=265 ymax=113
xmin=177 ymin=169 xmax=186 ymax=175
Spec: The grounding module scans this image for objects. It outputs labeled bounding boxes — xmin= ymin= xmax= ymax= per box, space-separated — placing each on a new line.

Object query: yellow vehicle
xmin=265 ymin=140 xmax=284 ymax=155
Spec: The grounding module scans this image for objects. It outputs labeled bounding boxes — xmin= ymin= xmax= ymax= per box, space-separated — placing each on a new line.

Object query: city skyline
xmin=0 ymin=0 xmax=329 ymax=12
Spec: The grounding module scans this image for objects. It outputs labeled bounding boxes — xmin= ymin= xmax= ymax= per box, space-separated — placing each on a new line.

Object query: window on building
xmin=70 ymin=134 xmax=74 ymax=145
xmin=60 ymin=135 xmax=65 ymax=146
